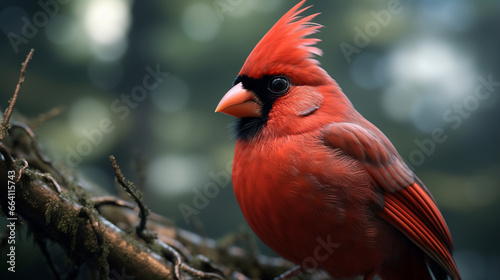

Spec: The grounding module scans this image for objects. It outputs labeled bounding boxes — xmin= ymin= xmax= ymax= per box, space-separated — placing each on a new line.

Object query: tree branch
xmin=0 ymin=163 xmax=176 ymax=280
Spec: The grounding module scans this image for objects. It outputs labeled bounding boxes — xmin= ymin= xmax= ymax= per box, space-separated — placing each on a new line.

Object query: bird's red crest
xmin=239 ymin=0 xmax=324 ymax=83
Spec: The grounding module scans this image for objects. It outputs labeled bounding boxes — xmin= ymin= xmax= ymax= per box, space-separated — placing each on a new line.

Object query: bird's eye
xmin=268 ymin=76 xmax=290 ymax=95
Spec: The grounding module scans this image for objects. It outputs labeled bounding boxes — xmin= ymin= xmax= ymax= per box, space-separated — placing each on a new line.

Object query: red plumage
xmin=216 ymin=1 xmax=461 ymax=279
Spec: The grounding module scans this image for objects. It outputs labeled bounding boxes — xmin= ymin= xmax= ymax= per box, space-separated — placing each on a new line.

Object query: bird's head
xmin=216 ymin=0 xmax=352 ymax=140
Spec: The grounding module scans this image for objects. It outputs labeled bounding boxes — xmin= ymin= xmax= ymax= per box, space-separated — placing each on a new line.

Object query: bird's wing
xmin=322 ymin=122 xmax=460 ymax=279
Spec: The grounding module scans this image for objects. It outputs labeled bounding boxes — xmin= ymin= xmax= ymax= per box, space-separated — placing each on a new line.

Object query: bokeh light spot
xmin=82 ymin=0 xmax=131 ymax=46
xmin=383 ymin=37 xmax=476 ymax=129
xmin=91 ymin=37 xmax=128 ymax=62
xmin=148 ymin=155 xmax=208 ymax=195
xmin=68 ymin=97 xmax=111 ymax=135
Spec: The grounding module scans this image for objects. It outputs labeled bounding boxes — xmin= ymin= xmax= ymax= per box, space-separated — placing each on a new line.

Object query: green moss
xmin=79 ymin=207 xmax=110 ymax=279
xmin=44 ymin=199 xmax=59 ymax=225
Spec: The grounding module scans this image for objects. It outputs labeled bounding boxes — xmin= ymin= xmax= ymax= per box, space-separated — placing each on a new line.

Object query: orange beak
xmin=215 ymin=82 xmax=262 ymax=118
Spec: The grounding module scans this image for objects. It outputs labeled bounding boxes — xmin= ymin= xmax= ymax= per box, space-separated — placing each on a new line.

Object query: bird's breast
xmin=232 ymin=134 xmax=383 ymax=269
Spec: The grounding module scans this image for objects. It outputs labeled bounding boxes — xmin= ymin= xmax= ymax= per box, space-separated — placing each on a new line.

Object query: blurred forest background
xmin=0 ymin=0 xmax=499 ymax=279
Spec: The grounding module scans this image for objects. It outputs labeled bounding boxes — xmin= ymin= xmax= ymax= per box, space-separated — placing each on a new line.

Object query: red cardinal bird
xmin=215 ymin=1 xmax=461 ymax=279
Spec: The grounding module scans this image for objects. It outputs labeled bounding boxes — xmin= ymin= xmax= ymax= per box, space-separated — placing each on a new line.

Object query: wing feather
xmin=381 ymin=184 xmax=459 ymax=278
xmin=322 ymin=123 xmax=460 ymax=280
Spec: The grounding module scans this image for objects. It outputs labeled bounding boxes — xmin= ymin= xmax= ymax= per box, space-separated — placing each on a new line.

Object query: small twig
xmin=21 ymin=168 xmax=61 ymax=193
xmin=14 ymin=159 xmax=28 ymax=182
xmin=30 ymin=107 xmax=64 ymax=131
xmin=158 ymin=240 xmax=184 ymax=280
xmin=1 ymin=49 xmax=34 ymax=140
xmin=159 ymin=239 xmax=224 ymax=280
xmin=273 ymin=265 xmax=303 ymax=280
xmin=160 ymin=235 xmax=192 ymax=261
xmin=0 ymin=143 xmax=30 ymax=195
xmin=190 ymin=255 xmax=226 ymax=278
xmin=11 ymin=123 xmax=52 ymax=165
xmin=91 ymin=196 xmax=136 ymax=209
xmin=110 ymin=156 xmax=223 ymax=279
xmin=180 ymin=263 xmax=224 ymax=280
xmin=37 ymin=171 xmax=62 ymax=193
xmin=109 ymin=155 xmax=152 ymax=241
xmin=9 ymin=123 xmax=65 ymax=184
